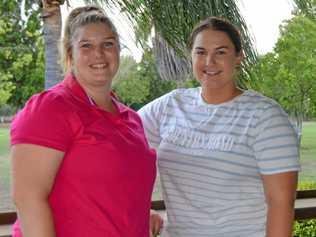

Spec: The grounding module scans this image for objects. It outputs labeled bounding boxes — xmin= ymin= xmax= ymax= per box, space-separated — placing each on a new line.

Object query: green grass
xmin=0 ymin=127 xmax=10 ymax=156
xmin=299 ymin=121 xmax=316 ymax=182
xmin=301 ymin=121 xmax=316 ymax=160
xmin=0 ymin=127 xmax=10 ymax=186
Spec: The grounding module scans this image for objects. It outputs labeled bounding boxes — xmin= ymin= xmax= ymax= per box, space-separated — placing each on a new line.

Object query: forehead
xmin=73 ymin=23 xmax=116 ymax=41
xmin=193 ymin=28 xmax=234 ymax=48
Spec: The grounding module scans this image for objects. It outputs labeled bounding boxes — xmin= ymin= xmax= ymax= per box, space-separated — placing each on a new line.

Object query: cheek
xmin=191 ymin=55 xmax=198 ymax=68
xmin=191 ymin=60 xmax=198 ymax=75
xmin=223 ymin=59 xmax=238 ymax=72
xmin=73 ymin=51 xmax=89 ymax=66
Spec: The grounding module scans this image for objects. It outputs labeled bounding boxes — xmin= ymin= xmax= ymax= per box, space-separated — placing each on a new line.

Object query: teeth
xmin=204 ymin=70 xmax=219 ymax=75
xmin=91 ymin=64 xmax=106 ymax=68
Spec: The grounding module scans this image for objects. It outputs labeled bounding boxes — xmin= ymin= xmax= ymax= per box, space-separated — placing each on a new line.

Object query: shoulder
xmin=10 ymin=84 xmax=77 ymax=151
xmin=241 ymin=90 xmax=286 ymax=115
xmin=12 ymin=84 xmax=72 ymax=129
xmin=144 ymin=87 xmax=200 ymax=108
xmin=22 ymin=84 xmax=70 ymax=115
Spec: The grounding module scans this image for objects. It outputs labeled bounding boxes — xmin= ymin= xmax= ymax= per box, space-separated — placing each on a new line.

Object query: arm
xmin=149 ymin=209 xmax=163 ymax=237
xmin=11 ymin=144 xmax=64 ymax=237
xmin=262 ymin=171 xmax=298 ymax=237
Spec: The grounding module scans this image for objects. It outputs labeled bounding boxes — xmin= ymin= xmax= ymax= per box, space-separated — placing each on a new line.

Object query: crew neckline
xmin=196 ymin=87 xmax=248 ymax=107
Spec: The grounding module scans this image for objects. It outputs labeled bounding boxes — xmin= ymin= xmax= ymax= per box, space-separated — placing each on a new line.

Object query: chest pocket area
xmin=74 ymin=118 xmax=117 ymax=145
xmin=162 ymin=126 xmax=235 ymax=152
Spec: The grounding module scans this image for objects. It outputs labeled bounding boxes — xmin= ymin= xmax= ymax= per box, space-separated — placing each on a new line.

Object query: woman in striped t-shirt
xmin=141 ymin=17 xmax=300 ymax=237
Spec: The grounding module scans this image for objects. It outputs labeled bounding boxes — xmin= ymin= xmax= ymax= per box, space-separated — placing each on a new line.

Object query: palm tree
xmin=292 ymin=0 xmax=316 ymax=20
xmin=41 ymin=0 xmax=257 ymax=88
xmin=40 ymin=0 xmax=66 ymax=89
xmin=87 ymin=0 xmax=258 ymax=87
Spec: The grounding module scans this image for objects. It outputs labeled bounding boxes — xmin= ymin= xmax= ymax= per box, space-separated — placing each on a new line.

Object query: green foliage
xmin=253 ymin=15 xmax=316 ymax=120
xmin=293 ymin=0 xmax=316 ymax=20
xmin=88 ymin=0 xmax=258 ymax=85
xmin=113 ymin=56 xmax=150 ymax=107
xmin=298 ymin=181 xmax=316 ymax=190
xmin=140 ymin=50 xmax=177 ymax=103
xmin=293 ymin=220 xmax=316 ymax=237
xmin=0 ymin=104 xmax=16 ymax=116
xmin=293 ymin=179 xmax=316 ymax=236
xmin=0 ymin=0 xmax=44 ymax=108
xmin=113 ymin=51 xmax=176 ymax=110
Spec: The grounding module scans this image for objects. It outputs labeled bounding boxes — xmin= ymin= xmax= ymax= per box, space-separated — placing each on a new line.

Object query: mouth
xmin=90 ymin=63 xmax=107 ymax=69
xmin=203 ymin=70 xmax=221 ymax=76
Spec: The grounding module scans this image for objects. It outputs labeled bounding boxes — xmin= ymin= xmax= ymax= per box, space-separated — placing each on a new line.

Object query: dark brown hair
xmin=188 ymin=17 xmax=242 ymax=54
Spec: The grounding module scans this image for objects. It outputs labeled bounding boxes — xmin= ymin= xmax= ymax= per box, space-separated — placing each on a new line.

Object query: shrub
xmin=293 ymin=181 xmax=316 ymax=236
xmin=293 ymin=220 xmax=316 ymax=237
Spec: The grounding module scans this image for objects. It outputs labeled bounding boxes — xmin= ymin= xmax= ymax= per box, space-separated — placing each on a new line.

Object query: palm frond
xmin=153 ymin=34 xmax=191 ymax=82
xmin=84 ymin=0 xmax=258 ymax=85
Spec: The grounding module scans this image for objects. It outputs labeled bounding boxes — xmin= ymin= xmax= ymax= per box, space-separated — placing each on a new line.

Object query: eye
xmin=195 ymin=50 xmax=206 ymax=55
xmin=216 ymin=49 xmax=227 ymax=55
xmin=103 ymin=41 xmax=115 ymax=48
xmin=80 ymin=43 xmax=91 ymax=49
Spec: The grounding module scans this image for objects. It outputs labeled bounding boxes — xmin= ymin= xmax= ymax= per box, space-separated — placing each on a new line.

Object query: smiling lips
xmin=90 ymin=63 xmax=107 ymax=69
xmin=203 ymin=69 xmax=221 ymax=76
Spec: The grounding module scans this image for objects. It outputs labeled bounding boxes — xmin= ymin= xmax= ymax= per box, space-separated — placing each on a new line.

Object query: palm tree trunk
xmin=41 ymin=1 xmax=63 ymax=89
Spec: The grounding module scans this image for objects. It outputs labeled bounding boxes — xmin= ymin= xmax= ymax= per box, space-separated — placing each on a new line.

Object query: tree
xmin=254 ymin=15 xmax=316 ymax=142
xmin=112 ymin=56 xmax=150 ymax=108
xmin=40 ymin=0 xmax=257 ymax=88
xmin=113 ymin=52 xmax=176 ymax=110
xmin=88 ymin=0 xmax=258 ymax=86
xmin=141 ymin=49 xmax=177 ymax=103
xmin=293 ymin=0 xmax=316 ymax=20
xmin=40 ymin=0 xmax=65 ymax=89
xmin=0 ymin=0 xmax=44 ymax=108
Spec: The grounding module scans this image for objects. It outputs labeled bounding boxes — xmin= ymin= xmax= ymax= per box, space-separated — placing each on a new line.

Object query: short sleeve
xmin=253 ymin=103 xmax=301 ymax=175
xmin=138 ymin=93 xmax=171 ymax=149
xmin=11 ymin=92 xmax=75 ymax=152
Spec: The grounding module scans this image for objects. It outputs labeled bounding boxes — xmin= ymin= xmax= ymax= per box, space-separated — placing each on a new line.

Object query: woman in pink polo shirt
xmin=10 ymin=5 xmax=156 ymax=237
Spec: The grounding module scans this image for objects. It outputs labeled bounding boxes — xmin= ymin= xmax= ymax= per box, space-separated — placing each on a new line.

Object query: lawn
xmin=299 ymin=121 xmax=316 ymax=182
xmin=0 ymin=127 xmax=10 ymax=184
xmin=0 ymin=127 xmax=10 ymax=156
xmin=0 ymin=126 xmax=12 ymax=212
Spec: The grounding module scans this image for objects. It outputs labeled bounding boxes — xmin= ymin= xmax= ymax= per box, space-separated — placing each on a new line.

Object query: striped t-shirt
xmin=138 ymin=88 xmax=300 ymax=237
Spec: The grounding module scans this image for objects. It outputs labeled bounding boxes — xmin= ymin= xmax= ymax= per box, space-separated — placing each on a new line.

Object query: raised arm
xmin=11 ymin=144 xmax=64 ymax=237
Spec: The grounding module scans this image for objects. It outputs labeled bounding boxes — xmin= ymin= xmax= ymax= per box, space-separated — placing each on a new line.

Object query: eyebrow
xmin=194 ymin=46 xmax=229 ymax=50
xmin=78 ymin=36 xmax=117 ymax=43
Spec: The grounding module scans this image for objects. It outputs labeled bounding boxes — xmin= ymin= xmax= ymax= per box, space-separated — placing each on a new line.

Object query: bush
xmin=298 ymin=181 xmax=316 ymax=190
xmin=0 ymin=104 xmax=16 ymax=116
xmin=293 ymin=220 xmax=316 ymax=237
xmin=293 ymin=181 xmax=316 ymax=236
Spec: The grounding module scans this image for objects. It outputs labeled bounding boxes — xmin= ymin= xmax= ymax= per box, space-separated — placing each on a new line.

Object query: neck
xmin=201 ymin=86 xmax=242 ymax=104
xmin=80 ymin=81 xmax=116 ymax=113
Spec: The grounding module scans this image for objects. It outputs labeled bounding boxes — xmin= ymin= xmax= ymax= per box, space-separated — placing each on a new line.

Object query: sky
xmin=61 ymin=0 xmax=295 ymax=61
xmin=238 ymin=0 xmax=295 ymax=54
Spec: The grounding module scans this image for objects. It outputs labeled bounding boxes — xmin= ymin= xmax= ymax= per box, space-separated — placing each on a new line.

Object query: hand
xmin=150 ymin=209 xmax=163 ymax=237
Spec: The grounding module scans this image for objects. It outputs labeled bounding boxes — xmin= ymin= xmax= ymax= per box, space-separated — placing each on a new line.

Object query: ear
xmin=67 ymin=48 xmax=73 ymax=69
xmin=235 ymin=50 xmax=244 ymax=67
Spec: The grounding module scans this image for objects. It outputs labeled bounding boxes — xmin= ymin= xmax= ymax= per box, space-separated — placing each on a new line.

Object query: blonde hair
xmin=61 ymin=5 xmax=120 ymax=72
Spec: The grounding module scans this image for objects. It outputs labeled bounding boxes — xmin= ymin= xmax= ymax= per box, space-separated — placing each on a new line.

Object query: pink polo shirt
xmin=11 ymin=73 xmax=156 ymax=237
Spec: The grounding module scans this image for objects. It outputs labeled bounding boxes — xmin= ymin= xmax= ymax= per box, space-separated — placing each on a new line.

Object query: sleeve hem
xmin=260 ymin=167 xmax=301 ymax=175
xmin=11 ymin=137 xmax=68 ymax=152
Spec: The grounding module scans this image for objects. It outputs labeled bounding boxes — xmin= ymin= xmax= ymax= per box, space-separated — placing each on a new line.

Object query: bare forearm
xmin=16 ymin=199 xmax=56 ymax=237
xmin=266 ymin=203 xmax=294 ymax=237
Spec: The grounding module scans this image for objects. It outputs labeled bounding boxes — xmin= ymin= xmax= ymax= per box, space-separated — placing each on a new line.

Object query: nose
xmin=206 ymin=53 xmax=216 ymax=65
xmin=94 ymin=46 xmax=104 ymax=58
